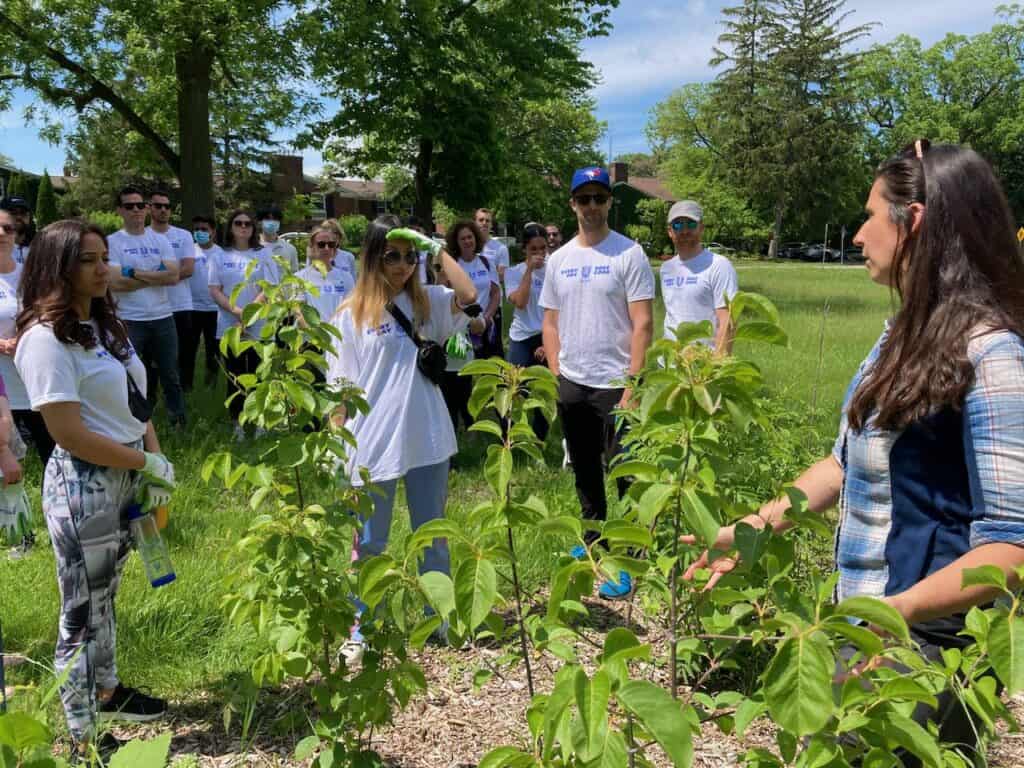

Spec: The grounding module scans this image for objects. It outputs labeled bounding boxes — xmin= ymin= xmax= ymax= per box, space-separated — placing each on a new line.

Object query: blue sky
xmin=0 ymin=0 xmax=1006 ymax=177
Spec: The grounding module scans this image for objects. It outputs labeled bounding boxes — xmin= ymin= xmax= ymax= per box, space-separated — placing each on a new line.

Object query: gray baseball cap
xmin=668 ymin=200 xmax=703 ymax=223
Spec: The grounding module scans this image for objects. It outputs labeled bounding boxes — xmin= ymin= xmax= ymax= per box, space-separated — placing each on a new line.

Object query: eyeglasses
xmin=671 ymin=219 xmax=700 ymax=232
xmin=314 ymin=240 xmax=338 ymax=249
xmin=233 ymin=220 xmax=253 ymax=228
xmin=382 ymin=250 xmax=418 ymax=266
xmin=121 ymin=202 xmax=149 ymax=211
xmin=573 ymin=193 xmax=609 ymax=206
xmin=150 ymin=202 xmax=171 ymax=210
xmin=0 ymin=223 xmax=14 ymax=234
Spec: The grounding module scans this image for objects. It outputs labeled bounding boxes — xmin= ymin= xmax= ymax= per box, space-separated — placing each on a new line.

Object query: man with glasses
xmin=539 ymin=166 xmax=655 ymax=599
xmin=474 ymin=208 xmax=509 ymax=281
xmin=0 ymin=198 xmax=34 ymax=264
xmin=147 ymin=189 xmax=196 ymax=391
xmin=661 ymin=200 xmax=737 ymax=354
xmin=258 ymin=206 xmax=299 ymax=273
xmin=545 ymin=223 xmax=563 ymax=253
xmin=108 ymin=185 xmax=187 ymax=427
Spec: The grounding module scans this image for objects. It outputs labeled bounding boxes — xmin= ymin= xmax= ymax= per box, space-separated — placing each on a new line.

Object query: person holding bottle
xmin=14 ymin=220 xmax=176 ymax=758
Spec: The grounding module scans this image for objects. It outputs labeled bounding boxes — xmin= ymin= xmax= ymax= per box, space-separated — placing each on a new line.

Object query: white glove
xmin=0 ymin=481 xmax=31 ymax=544
xmin=140 ymin=452 xmax=175 ymax=490
xmin=143 ymin=484 xmax=172 ymax=513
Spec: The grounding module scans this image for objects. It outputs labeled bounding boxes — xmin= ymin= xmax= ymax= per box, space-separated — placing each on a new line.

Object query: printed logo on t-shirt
xmin=561 ymin=264 xmax=610 ymax=282
xmin=365 ymin=321 xmax=407 ymax=338
xmin=469 ymin=268 xmax=490 ymax=281
xmin=121 ymin=246 xmax=161 ymax=258
xmin=664 ymin=275 xmax=701 ymax=288
xmin=323 ymin=283 xmax=348 ymax=294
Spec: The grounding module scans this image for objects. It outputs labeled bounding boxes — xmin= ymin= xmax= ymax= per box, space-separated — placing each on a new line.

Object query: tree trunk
xmin=414 ymin=137 xmax=434 ymax=226
xmin=769 ymin=199 xmax=785 ymax=259
xmin=175 ymin=47 xmax=215 ymax=223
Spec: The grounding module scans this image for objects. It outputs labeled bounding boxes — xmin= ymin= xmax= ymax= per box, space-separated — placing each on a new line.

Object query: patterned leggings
xmin=43 ymin=443 xmax=144 ymax=741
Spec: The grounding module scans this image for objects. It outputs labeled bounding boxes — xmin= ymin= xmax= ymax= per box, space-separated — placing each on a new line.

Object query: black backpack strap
xmin=386 ymin=301 xmax=424 ymax=349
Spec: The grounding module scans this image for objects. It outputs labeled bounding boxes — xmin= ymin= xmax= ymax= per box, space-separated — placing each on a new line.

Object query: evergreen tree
xmin=6 ymin=171 xmax=26 ymax=200
xmin=34 ymin=170 xmax=58 ymax=227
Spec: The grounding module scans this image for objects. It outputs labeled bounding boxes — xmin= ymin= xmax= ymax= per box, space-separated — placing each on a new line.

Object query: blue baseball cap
xmin=570 ymin=167 xmax=611 ymax=194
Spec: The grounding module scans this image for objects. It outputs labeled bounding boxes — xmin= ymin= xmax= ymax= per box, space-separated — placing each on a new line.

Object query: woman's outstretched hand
xmin=681 ymin=524 xmax=740 ymax=590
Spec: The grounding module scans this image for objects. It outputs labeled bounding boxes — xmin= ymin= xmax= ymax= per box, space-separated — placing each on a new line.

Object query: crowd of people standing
xmin=4 ymin=142 xmax=1024 ymax=767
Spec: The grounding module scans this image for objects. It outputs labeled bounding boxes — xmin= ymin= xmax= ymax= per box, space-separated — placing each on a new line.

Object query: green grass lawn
xmin=0 ymin=262 xmax=893 ymax=728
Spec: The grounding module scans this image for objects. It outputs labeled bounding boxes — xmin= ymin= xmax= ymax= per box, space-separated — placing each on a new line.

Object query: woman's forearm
xmin=485 ymin=284 xmax=500 ymax=320
xmin=209 ymin=285 xmax=237 ymax=315
xmin=508 ymin=266 xmax=533 ymax=309
xmin=745 ymin=455 xmax=844 ymax=533
xmin=437 ymin=250 xmax=477 ymax=306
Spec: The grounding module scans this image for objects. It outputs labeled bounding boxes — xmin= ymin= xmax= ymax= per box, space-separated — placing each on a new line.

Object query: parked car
xmin=802 ymin=245 xmax=842 ymax=262
xmin=708 ymin=242 xmax=737 ymax=257
xmin=777 ymin=242 xmax=807 ymax=259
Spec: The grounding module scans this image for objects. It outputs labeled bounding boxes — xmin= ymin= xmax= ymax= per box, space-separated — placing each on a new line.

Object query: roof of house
xmin=614 ymin=176 xmax=675 ymax=202
xmin=330 ymin=178 xmax=387 ymax=200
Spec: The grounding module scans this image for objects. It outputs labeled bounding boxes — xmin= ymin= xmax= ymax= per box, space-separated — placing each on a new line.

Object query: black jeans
xmin=441 ymin=370 xmax=474 ymax=433
xmin=508 ymin=334 xmax=549 ymax=442
xmin=222 ymin=346 xmax=260 ymax=422
xmin=179 ymin=310 xmax=218 ymax=391
xmin=557 ymin=375 xmax=628 ymax=542
xmin=13 ymin=409 xmax=55 ymax=467
xmin=124 ymin=316 xmax=186 ymax=423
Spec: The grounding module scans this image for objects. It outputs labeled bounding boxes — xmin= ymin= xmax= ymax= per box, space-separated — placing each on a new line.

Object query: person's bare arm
xmin=133 ymin=259 xmax=180 ymax=286
xmin=143 ymin=420 xmax=161 ymax=453
xmin=40 ymin=402 xmax=146 ymax=469
xmin=484 ymin=282 xmax=501 ymax=326
xmin=109 ymin=273 xmax=146 ymax=292
xmin=209 ymin=285 xmax=243 ymax=319
xmin=435 ymin=249 xmax=478 ymax=312
xmin=0 ymin=396 xmax=22 ymax=485
xmin=507 ymin=265 xmax=535 ymax=309
xmin=542 ymin=309 xmax=561 ymax=378
xmin=713 ymin=307 xmax=734 ymax=356
xmin=620 ymin=299 xmax=654 ymax=408
xmin=176 ymin=256 xmax=195 ymax=280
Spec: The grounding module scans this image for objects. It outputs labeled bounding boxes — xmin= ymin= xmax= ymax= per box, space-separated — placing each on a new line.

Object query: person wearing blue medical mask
xmin=257 ymin=206 xmax=298 ymax=273
xmin=180 ymin=215 xmax=221 ymax=392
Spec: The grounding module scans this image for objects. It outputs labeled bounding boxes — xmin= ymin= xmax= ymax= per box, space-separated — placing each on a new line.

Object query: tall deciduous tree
xmin=299 ymin=0 xmax=617 ymax=222
xmin=0 ymin=0 xmax=311 ymax=221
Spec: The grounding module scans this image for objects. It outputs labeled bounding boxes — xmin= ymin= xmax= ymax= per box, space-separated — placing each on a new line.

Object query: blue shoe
xmin=570 ymin=545 xmax=587 ymax=560
xmin=598 ymin=571 xmax=633 ymax=600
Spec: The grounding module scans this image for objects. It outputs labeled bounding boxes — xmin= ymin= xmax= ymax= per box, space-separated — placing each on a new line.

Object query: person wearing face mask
xmin=660 ymin=200 xmax=738 ymax=355
xmin=327 ymin=215 xmax=477 ymax=659
xmin=180 ymin=215 xmax=221 ymax=391
xmin=257 ymin=206 xmax=298 ymax=274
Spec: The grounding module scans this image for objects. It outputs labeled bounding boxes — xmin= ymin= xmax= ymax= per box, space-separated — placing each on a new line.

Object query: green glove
xmin=446 ymin=333 xmax=470 ymax=360
xmin=387 ymin=228 xmax=441 ymax=258
xmin=140 ymin=451 xmax=176 ymax=490
xmin=0 ymin=481 xmax=31 ymax=545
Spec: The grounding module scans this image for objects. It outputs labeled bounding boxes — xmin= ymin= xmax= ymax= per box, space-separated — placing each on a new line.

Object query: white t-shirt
xmin=149 ymin=225 xmax=195 ymax=313
xmin=504 ymin=263 xmax=546 ymax=342
xmin=483 ymin=239 xmax=510 ymax=276
xmin=263 ymin=239 xmax=299 ymax=274
xmin=189 ymin=243 xmax=220 ymax=312
xmin=661 ymin=249 xmax=739 ymax=344
xmin=416 ymin=251 xmax=429 ymax=285
xmin=0 ymin=264 xmax=28 ymax=409
xmin=296 ymin=263 xmax=355 ymax=322
xmin=539 ymin=230 xmax=656 ymax=389
xmin=108 ymin=229 xmax=177 ymax=322
xmin=327 ymin=285 xmax=459 ymax=483
xmin=334 ymin=250 xmax=357 ymax=282
xmin=207 ymin=246 xmax=274 ymax=339
xmin=458 ymin=255 xmax=499 ymax=307
xmin=15 ymin=321 xmax=148 ymax=444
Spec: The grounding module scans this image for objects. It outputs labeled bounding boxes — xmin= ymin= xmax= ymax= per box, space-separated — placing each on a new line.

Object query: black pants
xmin=558 ymin=376 xmax=628 ymax=542
xmin=179 ymin=310 xmax=218 ymax=391
xmin=223 ymin=346 xmax=259 ymax=422
xmin=13 ymin=409 xmax=55 ymax=467
xmin=124 ymin=316 xmax=186 ymax=423
xmin=442 ymin=370 xmax=474 ymax=432
xmin=508 ymin=334 xmax=549 ymax=442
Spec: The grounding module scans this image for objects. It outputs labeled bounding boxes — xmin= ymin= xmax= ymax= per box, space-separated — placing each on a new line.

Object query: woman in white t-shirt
xmin=321 ymin=218 xmax=358 ymax=282
xmin=208 ymin=209 xmax=274 ymax=435
xmin=296 ymin=223 xmax=355 ymax=322
xmin=13 ymin=221 xmax=176 ymax=755
xmin=327 ymin=216 xmax=477 ymax=652
xmin=505 ymin=224 xmax=550 ymax=441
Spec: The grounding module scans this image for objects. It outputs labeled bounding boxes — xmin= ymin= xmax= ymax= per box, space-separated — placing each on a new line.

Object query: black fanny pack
xmin=386 ymin=300 xmax=447 ymax=387
xmin=126 ymin=371 xmax=153 ymax=423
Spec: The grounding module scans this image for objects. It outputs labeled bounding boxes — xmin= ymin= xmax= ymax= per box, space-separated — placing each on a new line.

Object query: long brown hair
xmin=16 ymin=220 xmax=133 ymax=361
xmin=345 ymin=216 xmax=430 ymax=329
xmin=847 ymin=142 xmax=1024 ymax=431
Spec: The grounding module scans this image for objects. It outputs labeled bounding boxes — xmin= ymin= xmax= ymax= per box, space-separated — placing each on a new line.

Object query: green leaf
xmin=477 ymin=746 xmax=537 ymax=768
xmin=455 ymin=557 xmax=498 ymax=630
xmin=601 ymin=519 xmax=652 ymax=549
xmin=295 ymin=735 xmax=321 ymax=761
xmin=734 ymin=697 xmax=767 ymax=738
xmin=636 ymin=483 xmax=674 ymax=527
xmin=484 ymin=445 xmax=514 ymax=498
xmin=693 ymin=384 xmax=717 ymax=414
xmin=543 ymin=666 xmax=577 ymax=761
xmin=606 ymin=460 xmax=660 ymax=482
xmin=469 ymin=420 xmax=505 ymax=440
xmin=575 ymin=669 xmax=611 ymax=762
xmin=108 ymin=733 xmax=172 ymax=768
xmin=832 ymin=596 xmax=910 ymax=644
xmin=988 ymin=612 xmax=1024 ymax=694
xmin=823 ymin=618 xmax=884 ymax=658
xmin=728 ymin=291 xmax=781 ymax=326
xmin=878 ymin=677 xmax=938 ymax=707
xmin=538 ymin=516 xmax=583 ymax=540
xmin=602 ymin=628 xmax=646 ymax=663
xmin=419 ymin=571 xmax=456 ymax=618
xmin=616 ymin=681 xmax=693 ymax=768
xmin=680 ymin=488 xmax=720 ymax=547
xmin=761 ymin=634 xmax=834 ymax=736
xmin=961 ymin=565 xmax=1009 ymax=593
xmin=882 ymin=712 xmax=941 ymax=768
xmin=0 ymin=712 xmax=51 ymax=751
xmin=460 ymin=359 xmax=504 ymax=377
xmin=671 ymin=319 xmax=715 ymax=345
xmin=357 ymin=555 xmax=400 ymax=610
xmin=732 ymin=321 xmax=788 ymax=346
xmin=409 ymin=616 xmax=443 ymax=649
xmin=283 ymin=380 xmax=316 ymax=413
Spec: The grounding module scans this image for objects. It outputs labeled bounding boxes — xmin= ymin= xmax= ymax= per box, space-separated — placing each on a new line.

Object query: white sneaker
xmin=339 ymin=639 xmax=365 ymax=667
xmin=562 ymin=438 xmax=571 ymax=469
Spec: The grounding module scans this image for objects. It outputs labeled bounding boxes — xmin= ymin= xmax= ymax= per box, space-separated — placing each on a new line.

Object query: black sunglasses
xmin=574 ymin=193 xmax=609 ymax=206
xmin=382 ymin=250 xmax=418 ymax=266
xmin=233 ymin=220 xmax=253 ymax=228
xmin=150 ymin=202 xmax=171 ymax=210
xmin=121 ymin=202 xmax=149 ymax=211
xmin=315 ymin=240 xmax=339 ymax=249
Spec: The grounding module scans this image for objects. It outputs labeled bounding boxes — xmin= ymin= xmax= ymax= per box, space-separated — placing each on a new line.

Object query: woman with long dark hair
xmin=685 ymin=142 xmax=1024 ymax=762
xmin=14 ymin=220 xmax=176 ymax=757
xmin=327 ymin=215 xmax=477 ymax=658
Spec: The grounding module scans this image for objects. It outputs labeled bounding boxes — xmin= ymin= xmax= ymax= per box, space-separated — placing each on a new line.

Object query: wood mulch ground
xmin=90 ymin=596 xmax=1024 ymax=767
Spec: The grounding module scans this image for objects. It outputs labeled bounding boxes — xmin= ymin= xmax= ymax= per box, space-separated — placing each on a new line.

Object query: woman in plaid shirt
xmin=685 ymin=141 xmax=1024 ymax=761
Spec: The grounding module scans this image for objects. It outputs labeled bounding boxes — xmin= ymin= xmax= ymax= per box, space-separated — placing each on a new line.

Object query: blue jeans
xmin=508 ymin=334 xmax=549 ymax=441
xmin=125 ymin=317 xmax=186 ymax=423
xmin=359 ymin=460 xmax=450 ymax=576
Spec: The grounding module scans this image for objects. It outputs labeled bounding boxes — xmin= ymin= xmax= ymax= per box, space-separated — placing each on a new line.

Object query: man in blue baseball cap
xmin=539 ymin=166 xmax=655 ymax=599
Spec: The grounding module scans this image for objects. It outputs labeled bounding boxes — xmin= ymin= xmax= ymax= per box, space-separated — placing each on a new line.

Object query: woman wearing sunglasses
xmin=327 ymin=214 xmax=477 ymax=655
xmin=207 ymin=209 xmax=275 ymax=437
xmin=685 ymin=142 xmax=1024 ymax=762
xmin=296 ymin=223 xmax=355 ymax=321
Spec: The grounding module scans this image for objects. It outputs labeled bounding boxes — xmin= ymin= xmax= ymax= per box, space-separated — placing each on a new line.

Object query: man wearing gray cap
xmin=661 ymin=200 xmax=738 ymax=355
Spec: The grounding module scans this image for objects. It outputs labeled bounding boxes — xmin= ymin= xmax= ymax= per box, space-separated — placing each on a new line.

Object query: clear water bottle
xmin=127 ymin=504 xmax=176 ymax=588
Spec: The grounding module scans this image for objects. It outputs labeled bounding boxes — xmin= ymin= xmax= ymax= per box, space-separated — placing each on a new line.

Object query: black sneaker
xmin=72 ymin=731 xmax=123 ymax=765
xmin=98 ymin=684 xmax=167 ymax=722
